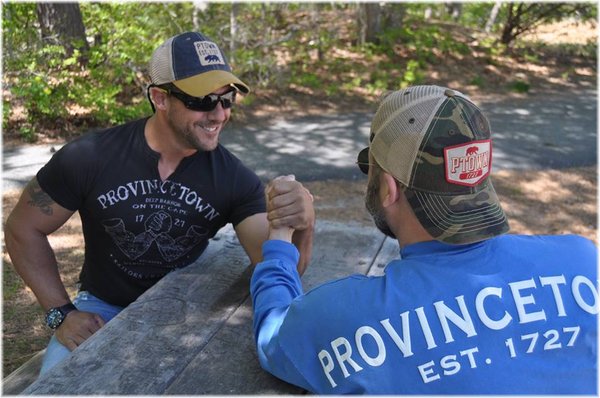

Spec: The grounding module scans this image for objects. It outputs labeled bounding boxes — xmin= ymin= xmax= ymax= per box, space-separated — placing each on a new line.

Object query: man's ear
xmin=381 ymin=172 xmax=401 ymax=208
xmin=150 ymin=87 xmax=168 ymax=111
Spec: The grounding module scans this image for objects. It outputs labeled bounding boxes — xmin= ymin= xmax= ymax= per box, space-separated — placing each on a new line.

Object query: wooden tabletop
xmin=17 ymin=220 xmax=398 ymax=395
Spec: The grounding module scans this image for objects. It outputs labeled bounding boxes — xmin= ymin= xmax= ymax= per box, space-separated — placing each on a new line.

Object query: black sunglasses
xmin=356 ymin=147 xmax=370 ymax=174
xmin=148 ymin=84 xmax=237 ymax=112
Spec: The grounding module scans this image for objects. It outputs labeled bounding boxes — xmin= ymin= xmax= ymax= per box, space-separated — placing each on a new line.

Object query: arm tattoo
xmin=26 ymin=180 xmax=55 ymax=216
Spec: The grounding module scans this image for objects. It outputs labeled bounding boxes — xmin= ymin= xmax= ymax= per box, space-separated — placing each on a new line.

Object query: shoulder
xmin=210 ymin=144 xmax=262 ymax=184
xmin=542 ymin=234 xmax=597 ymax=257
xmin=492 ymin=234 xmax=597 ymax=266
xmin=495 ymin=234 xmax=596 ymax=249
xmin=57 ymin=118 xmax=146 ymax=160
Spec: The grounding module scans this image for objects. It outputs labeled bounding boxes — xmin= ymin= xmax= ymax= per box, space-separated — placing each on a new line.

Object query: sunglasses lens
xmin=199 ymin=91 xmax=235 ymax=111
xmin=219 ymin=91 xmax=236 ymax=109
xmin=357 ymin=147 xmax=369 ymax=174
xmin=171 ymin=90 xmax=236 ymax=112
xmin=197 ymin=96 xmax=220 ymax=111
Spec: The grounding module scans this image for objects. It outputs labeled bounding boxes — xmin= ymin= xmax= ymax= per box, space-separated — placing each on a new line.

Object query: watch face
xmin=46 ymin=308 xmax=64 ymax=329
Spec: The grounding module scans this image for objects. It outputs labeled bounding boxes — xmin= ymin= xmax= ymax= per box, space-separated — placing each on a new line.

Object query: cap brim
xmin=405 ymin=180 xmax=509 ymax=244
xmin=173 ymin=70 xmax=250 ymax=97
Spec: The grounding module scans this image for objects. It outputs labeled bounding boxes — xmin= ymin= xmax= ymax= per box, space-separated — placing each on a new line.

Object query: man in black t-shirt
xmin=4 ymin=32 xmax=315 ymax=375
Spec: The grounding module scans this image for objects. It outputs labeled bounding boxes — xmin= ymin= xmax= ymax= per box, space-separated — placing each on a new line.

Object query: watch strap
xmin=58 ymin=302 xmax=77 ymax=316
xmin=45 ymin=302 xmax=77 ymax=329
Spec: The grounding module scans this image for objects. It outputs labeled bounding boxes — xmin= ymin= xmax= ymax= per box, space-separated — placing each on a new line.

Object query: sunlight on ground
xmin=522 ymin=19 xmax=598 ymax=44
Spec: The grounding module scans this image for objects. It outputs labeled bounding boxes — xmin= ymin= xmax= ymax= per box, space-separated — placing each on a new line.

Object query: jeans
xmin=39 ymin=291 xmax=124 ymax=375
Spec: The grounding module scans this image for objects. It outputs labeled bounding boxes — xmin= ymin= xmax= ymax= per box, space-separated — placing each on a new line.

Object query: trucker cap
xmin=363 ymin=85 xmax=509 ymax=244
xmin=149 ymin=31 xmax=250 ymax=97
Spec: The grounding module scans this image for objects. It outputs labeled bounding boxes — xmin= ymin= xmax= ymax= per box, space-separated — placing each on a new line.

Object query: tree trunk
xmin=445 ymin=3 xmax=462 ymax=20
xmin=230 ymin=3 xmax=240 ymax=64
xmin=424 ymin=6 xmax=433 ymax=20
xmin=357 ymin=3 xmax=382 ymax=45
xmin=382 ymin=3 xmax=405 ymax=30
xmin=500 ymin=3 xmax=521 ymax=45
xmin=310 ymin=3 xmax=324 ymax=61
xmin=193 ymin=1 xmax=207 ymax=31
xmin=485 ymin=2 xmax=503 ymax=33
xmin=500 ymin=3 xmax=571 ymax=45
xmin=36 ymin=2 xmax=89 ymax=59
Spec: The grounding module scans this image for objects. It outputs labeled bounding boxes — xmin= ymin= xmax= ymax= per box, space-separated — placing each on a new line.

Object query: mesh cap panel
xmin=366 ymin=85 xmax=509 ymax=244
xmin=149 ymin=36 xmax=176 ymax=85
xmin=370 ymin=87 xmax=447 ymax=186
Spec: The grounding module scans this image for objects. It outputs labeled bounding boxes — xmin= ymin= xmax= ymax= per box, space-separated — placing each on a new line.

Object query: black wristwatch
xmin=45 ymin=303 xmax=77 ymax=329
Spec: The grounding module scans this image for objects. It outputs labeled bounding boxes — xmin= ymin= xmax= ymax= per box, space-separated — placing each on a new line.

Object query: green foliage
xmin=235 ymin=48 xmax=280 ymax=89
xmin=293 ymin=72 xmax=321 ymax=89
xmin=324 ymin=84 xmax=340 ymax=97
xmin=2 ymin=2 xmax=596 ymax=142
xmin=2 ymin=99 xmax=10 ymax=132
xmin=400 ymin=60 xmax=425 ymax=88
xmin=459 ymin=3 xmax=498 ymax=28
xmin=481 ymin=37 xmax=508 ymax=57
xmin=366 ymin=70 xmax=390 ymax=94
xmin=517 ymin=39 xmax=597 ymax=60
xmin=403 ymin=3 xmax=442 ymax=19
xmin=522 ymin=52 xmax=539 ymax=63
xmin=376 ymin=21 xmax=469 ymax=88
xmin=2 ymin=2 xmax=192 ymax=140
xmin=497 ymin=3 xmax=597 ymax=45
xmin=469 ymin=75 xmax=486 ymax=88
xmin=342 ymin=77 xmax=363 ymax=92
xmin=510 ymin=80 xmax=530 ymax=93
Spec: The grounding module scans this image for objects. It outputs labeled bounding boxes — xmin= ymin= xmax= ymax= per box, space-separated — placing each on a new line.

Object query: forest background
xmin=2 ymin=2 xmax=598 ymax=376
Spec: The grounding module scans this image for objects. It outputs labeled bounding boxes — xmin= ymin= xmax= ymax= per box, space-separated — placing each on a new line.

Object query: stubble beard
xmin=167 ymin=111 xmax=221 ymax=152
xmin=365 ymin=175 xmax=396 ymax=239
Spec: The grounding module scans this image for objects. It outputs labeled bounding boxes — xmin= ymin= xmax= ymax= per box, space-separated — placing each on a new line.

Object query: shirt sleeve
xmin=228 ymin=161 xmax=266 ymax=226
xmin=250 ymin=240 xmax=313 ymax=391
xmin=36 ymin=136 xmax=98 ymax=211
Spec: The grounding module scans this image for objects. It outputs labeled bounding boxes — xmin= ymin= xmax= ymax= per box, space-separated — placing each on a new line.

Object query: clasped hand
xmin=265 ymin=175 xmax=314 ymax=242
xmin=55 ymin=310 xmax=105 ymax=351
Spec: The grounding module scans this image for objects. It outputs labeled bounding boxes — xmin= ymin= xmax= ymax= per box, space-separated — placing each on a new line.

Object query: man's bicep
xmin=234 ymin=212 xmax=269 ymax=266
xmin=7 ymin=177 xmax=75 ymax=236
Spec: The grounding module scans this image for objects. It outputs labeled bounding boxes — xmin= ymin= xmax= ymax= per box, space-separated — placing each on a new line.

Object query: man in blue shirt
xmin=251 ymin=85 xmax=597 ymax=394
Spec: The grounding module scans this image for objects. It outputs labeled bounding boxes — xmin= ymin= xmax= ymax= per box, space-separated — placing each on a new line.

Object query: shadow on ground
xmin=222 ymin=85 xmax=597 ymax=182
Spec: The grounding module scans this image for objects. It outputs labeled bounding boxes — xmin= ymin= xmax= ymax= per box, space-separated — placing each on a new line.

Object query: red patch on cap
xmin=444 ymin=140 xmax=492 ymax=187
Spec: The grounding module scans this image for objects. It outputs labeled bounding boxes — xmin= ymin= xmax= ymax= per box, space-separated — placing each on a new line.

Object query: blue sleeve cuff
xmin=262 ymin=239 xmax=300 ymax=267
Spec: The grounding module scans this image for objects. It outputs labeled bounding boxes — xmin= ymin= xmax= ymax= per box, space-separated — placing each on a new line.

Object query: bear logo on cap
xmin=444 ymin=139 xmax=491 ymax=187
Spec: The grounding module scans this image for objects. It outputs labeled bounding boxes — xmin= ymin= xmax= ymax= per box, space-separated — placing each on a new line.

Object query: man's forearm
xmin=292 ymin=224 xmax=314 ymax=275
xmin=251 ymin=240 xmax=302 ymax=312
xmin=5 ymin=178 xmax=76 ymax=310
xmin=251 ymin=240 xmax=302 ymax=356
xmin=5 ymin=225 xmax=71 ymax=310
xmin=264 ymin=174 xmax=315 ymax=275
xmin=250 ymin=240 xmax=311 ymax=390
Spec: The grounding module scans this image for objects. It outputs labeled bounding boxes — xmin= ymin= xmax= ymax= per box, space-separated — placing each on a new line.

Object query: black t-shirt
xmin=37 ymin=118 xmax=265 ymax=306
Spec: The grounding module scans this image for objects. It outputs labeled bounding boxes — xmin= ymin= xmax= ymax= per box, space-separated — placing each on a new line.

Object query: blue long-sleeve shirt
xmin=250 ymin=240 xmax=308 ymax=388
xmin=250 ymin=236 xmax=598 ymax=394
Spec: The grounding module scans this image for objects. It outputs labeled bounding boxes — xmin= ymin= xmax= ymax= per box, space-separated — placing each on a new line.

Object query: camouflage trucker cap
xmin=364 ymin=85 xmax=509 ymax=244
